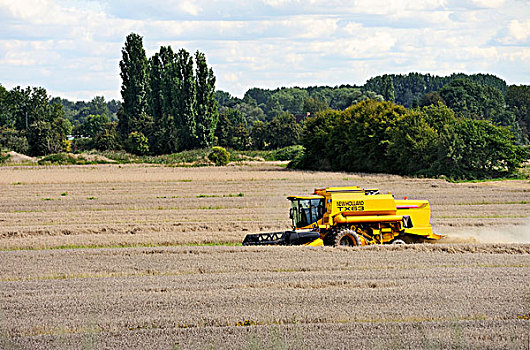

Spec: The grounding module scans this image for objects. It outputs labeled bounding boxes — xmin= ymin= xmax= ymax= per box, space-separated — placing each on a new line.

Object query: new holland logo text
xmin=336 ymin=200 xmax=364 ymax=211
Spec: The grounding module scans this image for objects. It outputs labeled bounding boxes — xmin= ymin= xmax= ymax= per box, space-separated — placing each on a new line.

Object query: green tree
xmin=93 ymin=122 xmax=119 ymax=151
xmin=235 ymin=101 xmax=266 ymax=124
xmin=439 ymin=79 xmax=523 ymax=142
xmin=27 ymin=114 xmax=71 ymax=156
xmin=364 ymin=72 xmax=507 ymax=107
xmin=250 ymin=120 xmax=268 ymax=150
xmin=194 ymin=51 xmax=218 ymax=148
xmin=433 ymin=119 xmax=526 ymax=179
xmin=267 ymin=112 xmax=301 ymax=149
xmin=88 ymin=96 xmax=110 ymax=117
xmin=244 ymin=88 xmax=272 ymax=107
xmin=381 ymin=75 xmax=395 ymax=102
xmin=419 ymin=92 xmax=444 ymax=107
xmin=330 ymin=100 xmax=405 ymax=172
xmin=215 ymin=108 xmax=249 ymax=150
xmin=268 ymin=88 xmax=308 ymax=116
xmin=215 ymin=90 xmax=239 ymax=108
xmin=157 ymin=46 xmax=181 ymax=154
xmin=7 ymin=87 xmax=49 ymax=131
xmin=147 ymin=44 xmax=220 ymax=153
xmin=83 ymin=114 xmax=110 ymax=138
xmin=329 ymin=88 xmax=383 ymax=110
xmin=0 ymin=84 xmax=10 ymax=128
xmin=208 ymin=146 xmax=230 ymax=166
xmin=0 ymin=127 xmax=28 ymax=153
xmin=297 ymin=100 xmax=525 ymax=179
xmin=298 ymin=109 xmax=339 ymax=169
xmin=148 ymin=48 xmax=172 ymax=154
xmin=2 ymin=86 xmax=70 ymax=156
xmin=302 ymin=97 xmax=327 ymax=116
xmin=118 ymin=33 xmax=151 ymax=144
xmin=506 ymin=85 xmax=530 ymax=142
xmin=175 ymin=48 xmax=197 ymax=149
xmin=387 ymin=109 xmax=439 ymax=174
xmin=127 ymin=131 xmax=149 ymax=155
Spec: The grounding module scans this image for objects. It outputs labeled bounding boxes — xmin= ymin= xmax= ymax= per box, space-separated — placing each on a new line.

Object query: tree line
xmin=294 ymin=100 xmax=527 ymax=179
xmin=0 ymin=85 xmax=70 ymax=156
xmin=364 ymin=72 xmax=507 ymax=107
xmin=0 ymin=32 xmax=528 ymax=179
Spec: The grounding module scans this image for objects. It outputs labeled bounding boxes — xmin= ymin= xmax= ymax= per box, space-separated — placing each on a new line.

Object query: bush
xmin=0 ymin=153 xmax=10 ymax=164
xmin=273 ymin=145 xmax=304 ymax=161
xmin=71 ymin=138 xmax=94 ymax=152
xmin=38 ymin=153 xmax=79 ymax=165
xmin=287 ymin=148 xmax=306 ymax=168
xmin=0 ymin=128 xmax=29 ymax=154
xmin=208 ymin=146 xmax=230 ymax=166
xmin=127 ymin=132 xmax=149 ymax=155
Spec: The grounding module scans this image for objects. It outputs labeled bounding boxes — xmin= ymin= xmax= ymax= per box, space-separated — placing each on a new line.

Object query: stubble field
xmin=0 ymin=163 xmax=529 ymax=349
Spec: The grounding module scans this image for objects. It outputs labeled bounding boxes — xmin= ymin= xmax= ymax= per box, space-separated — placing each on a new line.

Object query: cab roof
xmin=287 ymin=195 xmax=324 ymax=200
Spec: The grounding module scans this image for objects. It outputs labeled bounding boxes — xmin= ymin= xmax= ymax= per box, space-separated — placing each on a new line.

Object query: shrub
xmin=0 ymin=128 xmax=29 ymax=154
xmin=38 ymin=153 xmax=79 ymax=165
xmin=71 ymin=138 xmax=94 ymax=153
xmin=273 ymin=145 xmax=304 ymax=161
xmin=0 ymin=153 xmax=10 ymax=164
xmin=127 ymin=132 xmax=149 ymax=155
xmin=208 ymin=146 xmax=230 ymax=166
xmin=287 ymin=148 xmax=306 ymax=169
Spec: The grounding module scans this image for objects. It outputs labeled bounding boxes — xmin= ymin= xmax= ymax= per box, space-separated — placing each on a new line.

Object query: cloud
xmin=469 ymin=0 xmax=506 ymax=8
xmin=509 ymin=19 xmax=530 ymax=41
xmin=0 ymin=0 xmax=528 ymax=100
xmin=178 ymin=0 xmax=201 ymax=15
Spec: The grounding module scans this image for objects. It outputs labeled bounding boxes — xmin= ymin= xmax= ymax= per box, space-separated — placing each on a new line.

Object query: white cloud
xmin=0 ymin=0 xmax=528 ymax=100
xmin=469 ymin=0 xmax=505 ymax=8
xmin=178 ymin=0 xmax=201 ymax=15
xmin=508 ymin=19 xmax=530 ymax=41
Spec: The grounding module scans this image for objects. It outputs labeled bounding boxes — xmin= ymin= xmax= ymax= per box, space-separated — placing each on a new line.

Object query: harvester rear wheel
xmin=334 ymin=229 xmax=361 ymax=247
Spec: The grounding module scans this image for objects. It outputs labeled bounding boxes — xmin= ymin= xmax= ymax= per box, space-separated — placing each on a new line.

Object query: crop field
xmin=0 ymin=163 xmax=529 ymax=349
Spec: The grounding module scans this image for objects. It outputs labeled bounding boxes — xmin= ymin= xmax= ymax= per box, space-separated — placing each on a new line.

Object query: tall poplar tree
xmin=175 ymin=49 xmax=197 ymax=149
xmin=194 ymin=51 xmax=218 ymax=148
xmin=382 ymin=74 xmax=395 ymax=102
xmin=118 ymin=33 xmax=151 ymax=146
xmin=159 ymin=46 xmax=180 ymax=153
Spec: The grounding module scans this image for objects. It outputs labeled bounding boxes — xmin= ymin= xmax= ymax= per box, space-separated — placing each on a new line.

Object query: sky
xmin=0 ymin=0 xmax=529 ymax=101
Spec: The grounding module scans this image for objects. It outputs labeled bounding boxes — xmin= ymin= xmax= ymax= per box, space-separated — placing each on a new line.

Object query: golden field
xmin=0 ymin=163 xmax=528 ymax=249
xmin=0 ymin=163 xmax=529 ymax=349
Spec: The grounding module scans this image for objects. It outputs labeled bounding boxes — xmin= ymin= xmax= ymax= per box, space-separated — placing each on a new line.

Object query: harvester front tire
xmin=334 ymin=229 xmax=361 ymax=247
xmin=391 ymin=239 xmax=406 ymax=245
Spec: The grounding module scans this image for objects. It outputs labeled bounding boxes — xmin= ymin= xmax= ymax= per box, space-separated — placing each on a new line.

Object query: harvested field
xmin=0 ymin=164 xmax=529 ymax=349
xmin=1 ymin=245 xmax=529 ymax=349
xmin=0 ymin=163 xmax=528 ymax=250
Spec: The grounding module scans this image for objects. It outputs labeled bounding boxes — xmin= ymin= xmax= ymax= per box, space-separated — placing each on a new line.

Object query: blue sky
xmin=0 ymin=0 xmax=529 ymax=101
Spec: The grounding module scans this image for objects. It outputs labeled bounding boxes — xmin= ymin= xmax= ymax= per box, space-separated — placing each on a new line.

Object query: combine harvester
xmin=243 ymin=186 xmax=442 ymax=246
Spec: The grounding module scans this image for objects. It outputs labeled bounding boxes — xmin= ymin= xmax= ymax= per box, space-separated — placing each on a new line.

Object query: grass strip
xmin=0 ymin=241 xmax=242 ymax=252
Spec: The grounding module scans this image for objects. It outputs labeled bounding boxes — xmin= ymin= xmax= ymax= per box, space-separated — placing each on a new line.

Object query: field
xmin=0 ymin=163 xmax=529 ymax=349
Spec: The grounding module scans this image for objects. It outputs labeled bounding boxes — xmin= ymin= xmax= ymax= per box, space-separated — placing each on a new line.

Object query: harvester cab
xmin=242 ymin=186 xmax=442 ymax=247
xmin=288 ymin=195 xmax=325 ymax=230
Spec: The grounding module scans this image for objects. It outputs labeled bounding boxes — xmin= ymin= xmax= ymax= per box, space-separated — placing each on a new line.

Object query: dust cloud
xmin=439 ymin=219 xmax=530 ymax=244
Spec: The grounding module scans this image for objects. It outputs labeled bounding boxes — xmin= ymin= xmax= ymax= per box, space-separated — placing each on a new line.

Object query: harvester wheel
xmin=334 ymin=229 xmax=361 ymax=247
xmin=391 ymin=239 xmax=406 ymax=245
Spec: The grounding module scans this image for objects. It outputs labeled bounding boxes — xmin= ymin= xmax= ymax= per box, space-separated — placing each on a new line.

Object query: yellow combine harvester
xmin=243 ymin=186 xmax=442 ymax=246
